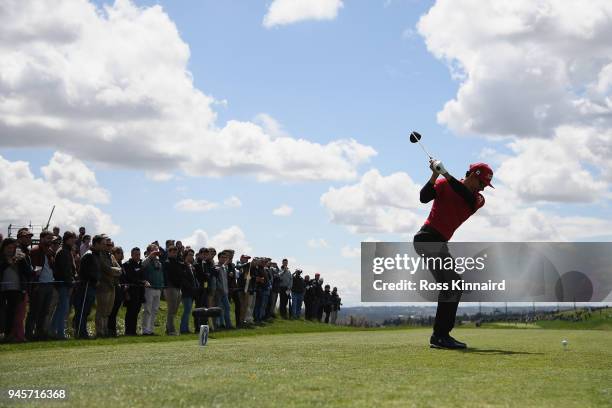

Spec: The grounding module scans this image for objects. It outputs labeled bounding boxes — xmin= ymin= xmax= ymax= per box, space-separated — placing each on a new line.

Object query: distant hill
xmin=534 ymin=308 xmax=612 ymax=330
xmin=337 ymin=305 xmax=587 ymax=324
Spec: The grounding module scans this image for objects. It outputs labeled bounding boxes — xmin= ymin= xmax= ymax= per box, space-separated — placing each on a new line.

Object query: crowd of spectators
xmin=0 ymin=227 xmax=342 ymax=342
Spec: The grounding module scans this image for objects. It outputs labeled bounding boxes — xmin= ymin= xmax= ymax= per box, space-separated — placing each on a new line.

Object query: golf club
xmin=410 ymin=131 xmax=448 ymax=174
xmin=409 ymin=131 xmax=433 ymax=161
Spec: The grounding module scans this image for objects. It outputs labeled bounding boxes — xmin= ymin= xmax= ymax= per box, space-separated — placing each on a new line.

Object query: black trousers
xmin=231 ymin=290 xmax=241 ymax=326
xmin=266 ymin=290 xmax=277 ymax=318
xmin=124 ymin=298 xmax=142 ymax=335
xmin=108 ymin=286 xmax=124 ymax=336
xmin=324 ymin=306 xmax=331 ymax=323
xmin=1 ymin=291 xmax=24 ymax=336
xmin=413 ymin=227 xmax=462 ymax=337
xmin=25 ymin=283 xmax=54 ymax=339
xmin=316 ymin=300 xmax=324 ymax=321
xmin=304 ymin=300 xmax=311 ymax=319
xmin=279 ymin=290 xmax=290 ymax=318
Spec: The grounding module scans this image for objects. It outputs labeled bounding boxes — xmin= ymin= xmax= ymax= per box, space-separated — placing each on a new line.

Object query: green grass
xmin=535 ymin=310 xmax=612 ymax=331
xmin=464 ymin=309 xmax=612 ymax=331
xmin=1 ymin=327 xmax=611 ymax=407
xmin=0 ymin=318 xmax=359 ymax=352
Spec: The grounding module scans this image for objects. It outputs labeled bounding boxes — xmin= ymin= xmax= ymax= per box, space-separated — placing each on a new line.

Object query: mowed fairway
xmin=1 ymin=328 xmax=611 ymax=407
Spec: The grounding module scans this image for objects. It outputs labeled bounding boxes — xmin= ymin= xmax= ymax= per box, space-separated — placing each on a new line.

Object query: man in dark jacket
xmin=236 ymin=255 xmax=254 ymax=326
xmin=303 ymin=275 xmax=314 ymax=320
xmin=192 ymin=248 xmax=208 ymax=329
xmin=50 ymin=231 xmax=76 ymax=339
xmin=313 ymin=275 xmax=325 ymax=322
xmin=75 ymin=227 xmax=86 ymax=250
xmin=330 ymin=287 xmax=341 ymax=325
xmin=180 ymin=249 xmax=197 ymax=334
xmin=74 ymin=234 xmax=105 ymax=338
xmin=163 ymin=246 xmax=183 ymax=335
xmin=290 ymin=269 xmax=305 ymax=319
xmin=203 ymin=248 xmax=218 ymax=330
xmin=26 ymin=230 xmax=55 ymax=340
xmin=123 ymin=247 xmax=147 ymax=336
xmin=252 ymin=258 xmax=269 ymax=323
xmin=323 ymin=284 xmax=332 ymax=323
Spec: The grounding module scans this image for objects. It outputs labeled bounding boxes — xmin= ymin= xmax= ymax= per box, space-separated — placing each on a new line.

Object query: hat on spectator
xmin=17 ymin=228 xmax=33 ymax=238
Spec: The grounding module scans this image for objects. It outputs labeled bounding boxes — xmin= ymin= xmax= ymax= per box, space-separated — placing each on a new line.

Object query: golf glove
xmin=430 ymin=160 xmax=448 ymax=175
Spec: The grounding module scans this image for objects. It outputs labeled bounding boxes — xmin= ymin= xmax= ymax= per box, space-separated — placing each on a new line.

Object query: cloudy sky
xmin=1 ymin=0 xmax=611 ymax=305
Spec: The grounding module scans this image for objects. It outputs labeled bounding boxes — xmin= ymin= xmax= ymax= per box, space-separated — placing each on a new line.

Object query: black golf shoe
xmin=447 ymin=335 xmax=467 ymax=349
xmin=430 ymin=335 xmax=460 ymax=349
xmin=429 ymin=335 xmax=457 ymax=349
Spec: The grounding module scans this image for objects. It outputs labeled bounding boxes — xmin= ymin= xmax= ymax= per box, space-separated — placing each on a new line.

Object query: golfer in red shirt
xmin=413 ymin=160 xmax=494 ymax=349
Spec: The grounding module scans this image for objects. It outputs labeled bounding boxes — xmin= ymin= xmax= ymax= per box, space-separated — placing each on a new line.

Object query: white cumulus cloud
xmin=307 ymin=238 xmax=329 ymax=249
xmin=182 ymin=226 xmax=252 ymax=256
xmin=320 ymin=169 xmax=424 ymax=234
xmin=0 ymin=153 xmax=118 ymax=235
xmin=175 ymin=196 xmax=243 ymax=212
xmin=495 ymin=127 xmax=609 ymax=203
xmin=0 ymin=0 xmax=374 ymax=182
xmin=417 ymin=0 xmax=612 ymax=204
xmin=321 ymin=168 xmax=612 ymax=241
xmin=175 ymin=199 xmax=219 ymax=212
xmin=273 ymin=204 xmax=293 ymax=216
xmin=263 ymin=0 xmax=343 ymax=28
xmin=418 ymin=0 xmax=612 ymax=138
xmin=41 ymin=152 xmax=110 ymax=203
xmin=340 ymin=245 xmax=360 ymax=258
xmin=223 ymin=196 xmax=242 ymax=208
xmin=454 ymin=187 xmax=612 ymax=241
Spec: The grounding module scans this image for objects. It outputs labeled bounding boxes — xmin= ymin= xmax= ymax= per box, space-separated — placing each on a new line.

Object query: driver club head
xmin=409 ymin=131 xmax=422 ymax=143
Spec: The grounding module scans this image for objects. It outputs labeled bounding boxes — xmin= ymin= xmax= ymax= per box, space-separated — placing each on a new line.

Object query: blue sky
xmin=2 ymin=0 xmax=611 ymax=305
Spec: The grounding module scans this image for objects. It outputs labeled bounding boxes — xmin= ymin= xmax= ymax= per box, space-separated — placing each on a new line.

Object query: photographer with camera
xmin=310 ymin=273 xmax=324 ymax=322
xmin=252 ymin=258 xmax=269 ymax=324
xmin=236 ymin=255 xmax=254 ymax=326
xmin=323 ymin=284 xmax=333 ymax=323
xmin=303 ymin=275 xmax=315 ymax=320
xmin=142 ymin=243 xmax=164 ymax=335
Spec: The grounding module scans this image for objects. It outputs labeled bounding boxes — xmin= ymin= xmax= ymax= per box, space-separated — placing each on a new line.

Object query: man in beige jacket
xmin=96 ymin=237 xmax=122 ymax=337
